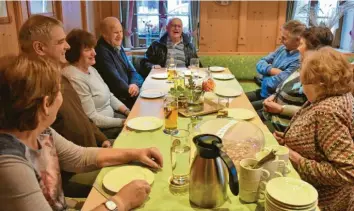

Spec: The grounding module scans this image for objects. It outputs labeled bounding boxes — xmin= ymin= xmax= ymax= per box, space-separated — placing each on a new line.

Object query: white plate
xmin=266 ymin=177 xmax=318 ymax=207
xmin=215 ymin=87 xmax=242 ymax=97
xmin=227 ymin=108 xmax=255 ymax=120
xmin=140 ymin=89 xmax=165 ymax=99
xmin=151 ymin=73 xmax=168 ymax=79
xmin=127 ymin=116 xmax=163 ymax=131
xmin=183 ymin=70 xmax=191 ymax=76
xmin=103 ymin=166 xmax=154 ymax=193
xmin=209 ymin=66 xmax=225 ymax=72
xmin=213 ymin=73 xmax=235 ymax=80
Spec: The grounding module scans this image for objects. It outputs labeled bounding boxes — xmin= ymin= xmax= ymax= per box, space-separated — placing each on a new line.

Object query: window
xmin=292 ymin=0 xmax=354 ymax=51
xmin=27 ymin=0 xmax=54 ymax=17
xmin=0 ymin=1 xmax=10 ymax=24
xmin=293 ymin=0 xmax=339 ymax=29
xmin=120 ymin=0 xmax=198 ymax=48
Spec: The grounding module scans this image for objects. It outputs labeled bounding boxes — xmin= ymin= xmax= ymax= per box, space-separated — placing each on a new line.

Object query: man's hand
xmin=153 ymin=65 xmax=161 ymax=69
xmin=264 ymin=94 xmax=275 ymax=103
xmin=113 ymin=180 xmax=151 ymax=211
xmin=128 ymin=84 xmax=139 ymax=97
xmin=269 ymin=68 xmax=282 ymax=76
xmin=263 ymin=101 xmax=283 ymax=114
xmin=136 ymin=147 xmax=163 ymax=170
xmin=101 ymin=140 xmax=112 ymax=148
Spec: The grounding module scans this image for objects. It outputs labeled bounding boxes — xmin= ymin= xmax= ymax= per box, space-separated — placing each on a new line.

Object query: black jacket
xmin=94 ymin=37 xmax=143 ymax=108
xmin=139 ymin=32 xmax=200 ymax=79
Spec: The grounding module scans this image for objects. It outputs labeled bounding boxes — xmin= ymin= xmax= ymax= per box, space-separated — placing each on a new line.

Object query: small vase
xmin=186 ymin=88 xmax=204 ymax=113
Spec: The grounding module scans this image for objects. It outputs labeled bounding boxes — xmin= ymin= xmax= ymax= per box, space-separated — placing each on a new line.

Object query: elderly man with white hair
xmin=140 ymin=17 xmax=200 ymax=79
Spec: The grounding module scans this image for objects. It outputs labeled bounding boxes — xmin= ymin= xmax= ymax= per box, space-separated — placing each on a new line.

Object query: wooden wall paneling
xmin=61 ymin=1 xmax=83 ymax=33
xmin=92 ymin=1 xmax=102 ymax=36
xmin=54 ymin=1 xmax=63 ymax=22
xmin=237 ymin=1 xmax=248 ymax=51
xmin=111 ymin=1 xmax=120 ymax=19
xmin=81 ymin=1 xmax=87 ymax=31
xmin=12 ymin=1 xmax=28 ymax=32
xmin=198 ymin=1 xmax=208 ymax=51
xmin=276 ymin=1 xmax=287 ymax=47
xmin=0 ymin=1 xmax=19 ymax=56
xmin=86 ymin=1 xmax=95 ymax=34
xmin=92 ymin=1 xmax=119 ymax=37
xmin=199 ymin=1 xmax=240 ymax=52
xmin=245 ymin=1 xmax=279 ymax=52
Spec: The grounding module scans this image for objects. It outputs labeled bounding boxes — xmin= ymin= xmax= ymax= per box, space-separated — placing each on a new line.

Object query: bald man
xmin=94 ymin=17 xmax=143 ymax=109
xmin=140 ymin=18 xmax=200 ymax=79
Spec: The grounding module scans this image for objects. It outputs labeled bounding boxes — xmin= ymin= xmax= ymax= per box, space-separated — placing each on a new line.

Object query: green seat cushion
xmin=348 ymin=56 xmax=354 ymax=63
xmin=199 ymin=55 xmax=265 ymax=80
xmin=240 ymin=81 xmax=260 ymax=93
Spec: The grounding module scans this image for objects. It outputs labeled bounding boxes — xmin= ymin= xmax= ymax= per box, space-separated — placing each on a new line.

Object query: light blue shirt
xmin=257 ymin=45 xmax=300 ymax=98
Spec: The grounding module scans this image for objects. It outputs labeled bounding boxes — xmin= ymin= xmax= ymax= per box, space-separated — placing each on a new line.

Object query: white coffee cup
xmin=239 ymin=158 xmax=270 ymax=181
xmin=240 ymin=179 xmax=267 ymax=192
xmin=256 ymin=151 xmax=291 ymax=180
xmin=265 ymin=145 xmax=289 ymax=163
xmin=239 ymin=177 xmax=267 ymax=203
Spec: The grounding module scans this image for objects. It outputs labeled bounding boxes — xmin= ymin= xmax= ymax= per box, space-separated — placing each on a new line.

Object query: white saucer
xmin=213 ymin=73 xmax=235 ymax=80
xmin=227 ymin=108 xmax=255 ymax=120
xmin=151 ymin=73 xmax=168 ymax=79
xmin=215 ymin=87 xmax=242 ymax=97
xmin=209 ymin=66 xmax=225 ymax=72
xmin=126 ymin=116 xmax=163 ymax=131
xmin=103 ymin=166 xmax=154 ymax=193
xmin=140 ymin=89 xmax=165 ymax=99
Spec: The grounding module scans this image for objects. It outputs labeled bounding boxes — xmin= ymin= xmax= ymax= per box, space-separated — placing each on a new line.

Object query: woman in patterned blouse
xmin=275 ymin=47 xmax=354 ymax=211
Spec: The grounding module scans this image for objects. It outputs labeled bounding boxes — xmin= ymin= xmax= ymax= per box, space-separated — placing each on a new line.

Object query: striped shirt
xmin=166 ymin=36 xmax=186 ymax=67
xmin=263 ymin=70 xmax=307 ymax=132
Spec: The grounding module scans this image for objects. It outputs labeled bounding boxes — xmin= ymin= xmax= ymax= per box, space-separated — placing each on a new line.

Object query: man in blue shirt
xmin=94 ymin=17 xmax=144 ymax=109
xmin=246 ymin=20 xmax=306 ymax=110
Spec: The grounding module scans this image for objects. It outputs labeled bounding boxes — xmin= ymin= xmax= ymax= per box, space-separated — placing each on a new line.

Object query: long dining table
xmin=82 ymin=67 xmax=300 ymax=211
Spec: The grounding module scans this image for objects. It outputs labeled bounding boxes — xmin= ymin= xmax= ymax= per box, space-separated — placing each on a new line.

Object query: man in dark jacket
xmin=94 ymin=17 xmax=144 ymax=109
xmin=140 ymin=18 xmax=200 ymax=79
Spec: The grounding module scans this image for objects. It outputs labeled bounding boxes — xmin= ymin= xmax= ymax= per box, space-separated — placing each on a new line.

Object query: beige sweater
xmin=0 ymin=128 xmax=99 ymax=211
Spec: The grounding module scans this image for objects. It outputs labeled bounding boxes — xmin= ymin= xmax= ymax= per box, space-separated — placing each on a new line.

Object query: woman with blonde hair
xmin=276 ymin=47 xmax=354 ymax=211
xmin=0 ymin=55 xmax=162 ymax=211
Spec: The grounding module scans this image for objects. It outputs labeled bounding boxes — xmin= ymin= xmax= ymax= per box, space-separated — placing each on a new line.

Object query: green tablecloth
xmin=93 ymin=115 xmax=300 ymax=211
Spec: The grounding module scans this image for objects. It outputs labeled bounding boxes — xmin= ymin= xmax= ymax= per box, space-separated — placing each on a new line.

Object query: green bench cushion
xmin=199 ymin=55 xmax=265 ymax=80
xmin=348 ymin=56 xmax=354 ymax=63
xmin=240 ymin=81 xmax=260 ymax=93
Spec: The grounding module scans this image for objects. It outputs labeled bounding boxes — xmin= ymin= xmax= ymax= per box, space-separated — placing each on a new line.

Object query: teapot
xmin=189 ymin=134 xmax=239 ymax=208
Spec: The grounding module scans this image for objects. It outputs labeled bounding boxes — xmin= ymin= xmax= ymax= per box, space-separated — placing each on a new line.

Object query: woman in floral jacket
xmin=275 ymin=47 xmax=354 ymax=211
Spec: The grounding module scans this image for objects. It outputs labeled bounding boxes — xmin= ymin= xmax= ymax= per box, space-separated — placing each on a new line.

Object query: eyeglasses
xmin=170 ymin=24 xmax=182 ymax=29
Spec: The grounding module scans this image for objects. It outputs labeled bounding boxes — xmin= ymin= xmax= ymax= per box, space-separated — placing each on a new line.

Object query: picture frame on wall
xmin=0 ymin=1 xmax=11 ymax=24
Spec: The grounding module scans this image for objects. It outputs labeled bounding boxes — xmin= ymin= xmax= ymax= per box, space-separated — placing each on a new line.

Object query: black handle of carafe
xmin=219 ymin=150 xmax=239 ymax=196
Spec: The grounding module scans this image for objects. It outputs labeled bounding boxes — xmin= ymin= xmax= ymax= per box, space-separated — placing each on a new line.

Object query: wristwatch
xmin=104 ymin=200 xmax=118 ymax=211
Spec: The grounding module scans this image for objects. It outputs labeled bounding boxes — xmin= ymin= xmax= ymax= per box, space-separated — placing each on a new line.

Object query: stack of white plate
xmin=265 ymin=177 xmax=318 ymax=211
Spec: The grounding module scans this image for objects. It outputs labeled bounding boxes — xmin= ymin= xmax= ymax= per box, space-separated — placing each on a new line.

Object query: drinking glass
xmin=190 ymin=58 xmax=200 ymax=80
xmin=167 ymin=63 xmax=177 ymax=83
xmin=163 ymin=95 xmax=178 ymax=135
xmin=218 ymin=96 xmax=230 ymax=109
xmin=170 ymin=129 xmax=190 ymax=186
xmin=190 ymin=58 xmax=199 ymax=69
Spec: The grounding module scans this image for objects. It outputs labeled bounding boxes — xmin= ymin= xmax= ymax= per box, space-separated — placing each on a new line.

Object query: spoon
xmin=252 ymin=149 xmax=277 ymax=169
